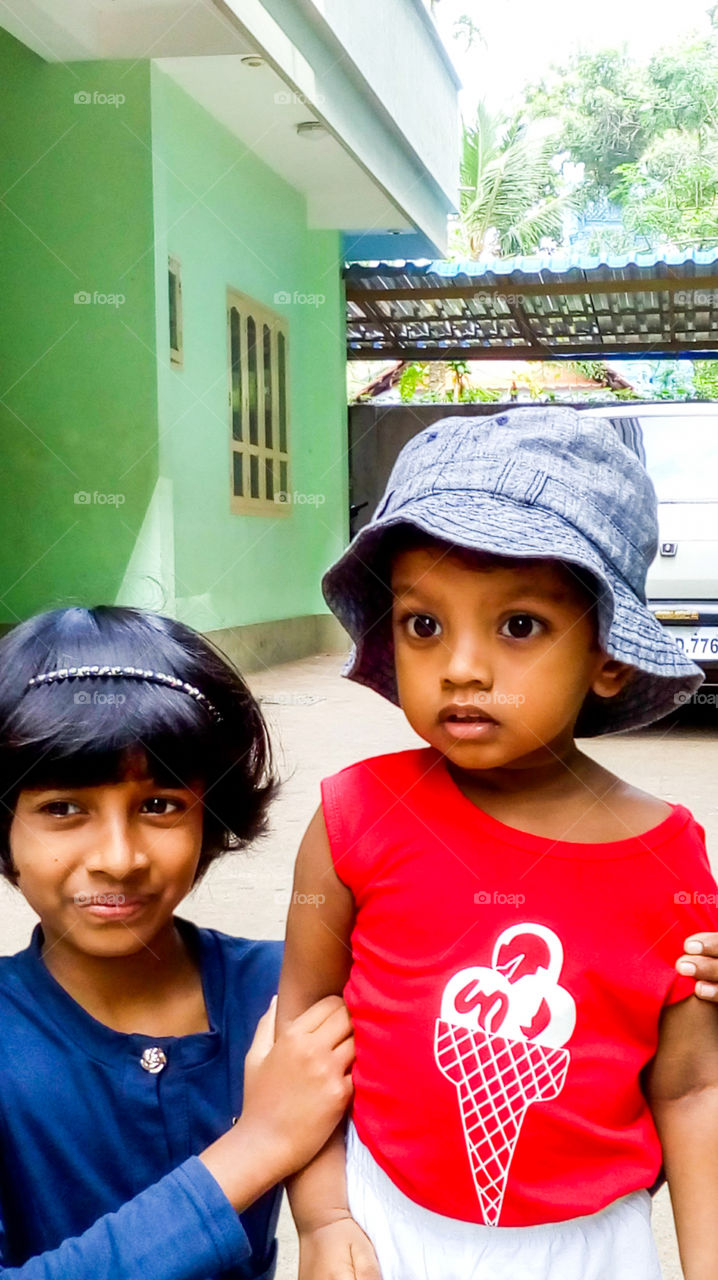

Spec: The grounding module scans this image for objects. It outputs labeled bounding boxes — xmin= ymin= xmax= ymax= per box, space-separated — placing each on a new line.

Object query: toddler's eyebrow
xmin=391 ymin=577 xmax=573 ymax=604
xmin=500 ymin=582 xmax=573 ymax=604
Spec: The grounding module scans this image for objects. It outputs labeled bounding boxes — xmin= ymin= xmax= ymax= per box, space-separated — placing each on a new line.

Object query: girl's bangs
xmin=10 ymin=677 xmax=215 ymax=792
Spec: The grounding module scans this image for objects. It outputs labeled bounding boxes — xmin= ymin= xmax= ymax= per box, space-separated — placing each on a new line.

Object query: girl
xmin=279 ymin=407 xmax=718 ymax=1280
xmin=0 ymin=604 xmax=354 ymax=1279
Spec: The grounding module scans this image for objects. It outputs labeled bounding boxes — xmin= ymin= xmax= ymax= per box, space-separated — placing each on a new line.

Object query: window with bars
xmin=228 ymin=289 xmax=289 ymax=515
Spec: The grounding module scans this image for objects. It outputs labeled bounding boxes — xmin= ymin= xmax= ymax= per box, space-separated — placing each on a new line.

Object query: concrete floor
xmin=3 ymin=652 xmax=718 ymax=1277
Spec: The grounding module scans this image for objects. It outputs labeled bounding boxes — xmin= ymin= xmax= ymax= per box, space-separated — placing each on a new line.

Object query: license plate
xmin=667 ymin=626 xmax=718 ymax=658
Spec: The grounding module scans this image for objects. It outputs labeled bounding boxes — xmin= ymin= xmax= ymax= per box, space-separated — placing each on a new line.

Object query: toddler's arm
xmin=278 ymin=806 xmax=382 ymax=1280
xmin=646 ymin=994 xmax=718 ymax=1280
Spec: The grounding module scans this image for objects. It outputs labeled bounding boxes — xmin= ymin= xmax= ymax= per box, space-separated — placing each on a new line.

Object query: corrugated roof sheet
xmin=345 ymin=246 xmax=718 ymax=360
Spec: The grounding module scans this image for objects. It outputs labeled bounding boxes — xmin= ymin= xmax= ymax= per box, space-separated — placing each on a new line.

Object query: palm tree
xmin=457 ymin=104 xmax=574 ymax=259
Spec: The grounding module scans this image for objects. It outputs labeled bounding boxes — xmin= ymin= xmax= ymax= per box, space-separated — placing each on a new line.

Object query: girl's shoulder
xmin=185 ymin=922 xmax=282 ymax=1000
xmin=196 ymin=923 xmax=282 ymax=965
xmin=0 ymin=934 xmax=43 ymax=995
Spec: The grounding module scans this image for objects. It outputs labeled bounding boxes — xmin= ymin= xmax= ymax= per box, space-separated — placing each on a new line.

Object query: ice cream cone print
xmin=435 ymin=924 xmax=575 ymax=1225
xmin=435 ymin=1019 xmax=569 ymax=1225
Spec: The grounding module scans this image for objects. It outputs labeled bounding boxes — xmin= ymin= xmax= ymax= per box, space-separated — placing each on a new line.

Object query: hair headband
xmin=26 ymin=665 xmax=222 ymax=724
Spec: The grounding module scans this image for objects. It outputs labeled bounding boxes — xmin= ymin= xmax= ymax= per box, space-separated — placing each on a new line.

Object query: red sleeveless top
xmin=321 ymin=748 xmax=718 ymax=1227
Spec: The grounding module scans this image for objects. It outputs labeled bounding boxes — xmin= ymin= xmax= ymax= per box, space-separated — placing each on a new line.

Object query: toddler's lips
xmin=439 ymin=704 xmax=499 ymax=740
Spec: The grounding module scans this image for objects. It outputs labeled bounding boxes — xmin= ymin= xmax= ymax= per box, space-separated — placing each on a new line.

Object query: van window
xmin=638 ymin=416 xmax=718 ymax=503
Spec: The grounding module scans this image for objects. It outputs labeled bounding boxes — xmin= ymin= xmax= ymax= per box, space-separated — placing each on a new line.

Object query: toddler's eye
xmin=500 ymin=614 xmax=542 ymax=640
xmin=406 ymin=614 xmax=442 ymax=640
xmin=141 ymin=797 xmax=184 ymax=816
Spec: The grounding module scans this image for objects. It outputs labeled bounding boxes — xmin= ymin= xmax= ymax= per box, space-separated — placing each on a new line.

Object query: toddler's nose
xmin=442 ymin=636 xmax=493 ymax=690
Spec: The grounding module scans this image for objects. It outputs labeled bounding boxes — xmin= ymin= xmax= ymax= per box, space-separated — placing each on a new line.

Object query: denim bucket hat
xmin=323 ymin=406 xmax=703 ymax=736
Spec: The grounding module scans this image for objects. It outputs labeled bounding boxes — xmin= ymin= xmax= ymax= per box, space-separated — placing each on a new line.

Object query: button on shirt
xmin=0 ymin=920 xmax=282 ymax=1279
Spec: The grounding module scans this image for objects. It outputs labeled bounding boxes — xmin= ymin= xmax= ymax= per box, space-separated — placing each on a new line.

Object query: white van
xmin=585 ymin=403 xmax=718 ymax=687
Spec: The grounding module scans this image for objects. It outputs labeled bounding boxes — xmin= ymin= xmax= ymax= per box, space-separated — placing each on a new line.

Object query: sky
xmin=431 ymin=0 xmax=716 ymax=114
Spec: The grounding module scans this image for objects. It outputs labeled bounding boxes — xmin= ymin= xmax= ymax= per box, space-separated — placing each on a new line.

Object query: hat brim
xmin=322 ymin=494 xmax=703 ymax=737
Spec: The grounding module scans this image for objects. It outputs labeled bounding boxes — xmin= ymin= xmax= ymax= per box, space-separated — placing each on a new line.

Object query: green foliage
xmin=611 ymin=131 xmax=718 ymax=249
xmin=522 ymin=31 xmax=718 ymax=248
xmin=398 ymin=361 xmax=499 ymax=404
xmin=457 ymin=104 xmax=575 ymax=258
xmin=445 ymin=361 xmax=499 ymax=401
xmin=692 ymin=361 xmax=718 ymax=398
xmin=398 ymin=362 xmax=430 ymax=402
xmin=611 ymin=386 xmax=643 ymax=401
xmin=570 ymin=359 xmax=609 ymax=383
xmin=647 ymin=363 xmax=695 ymax=400
xmin=649 ymin=39 xmax=718 ymax=137
xmin=453 ymin=15 xmax=484 ymax=51
xmin=524 ymin=49 xmax=655 ymax=202
xmin=428 ymin=2 xmax=483 ymax=50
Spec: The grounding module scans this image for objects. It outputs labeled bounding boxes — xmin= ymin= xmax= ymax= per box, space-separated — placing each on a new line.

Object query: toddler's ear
xmin=590 ymin=657 xmax=635 ymax=701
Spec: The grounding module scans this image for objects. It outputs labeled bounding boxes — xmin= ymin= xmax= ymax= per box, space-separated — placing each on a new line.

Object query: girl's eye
xmin=140 ymin=797 xmax=184 ymax=816
xmin=500 ymin=614 xmax=542 ymax=640
xmin=406 ymin=614 xmax=442 ymax=640
xmin=41 ymin=801 xmax=82 ymax=817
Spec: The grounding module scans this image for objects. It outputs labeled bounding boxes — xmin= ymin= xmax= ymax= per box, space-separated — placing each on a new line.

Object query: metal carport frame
xmin=345 ymin=247 xmax=718 ymax=361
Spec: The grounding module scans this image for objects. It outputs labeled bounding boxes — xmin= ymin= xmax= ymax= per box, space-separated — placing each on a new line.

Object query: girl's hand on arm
xmin=677 ymin=934 xmax=718 ymax=1001
xmin=0 ymin=991 xmax=354 ymax=1279
xmin=646 ymin=995 xmax=718 ymax=1280
xmin=200 ymin=991 xmax=354 ymax=1212
xmin=278 ymin=806 xmax=382 ymax=1277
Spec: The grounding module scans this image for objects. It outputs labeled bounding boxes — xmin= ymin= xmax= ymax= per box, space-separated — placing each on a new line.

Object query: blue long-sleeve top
xmin=0 ymin=919 xmax=283 ymax=1278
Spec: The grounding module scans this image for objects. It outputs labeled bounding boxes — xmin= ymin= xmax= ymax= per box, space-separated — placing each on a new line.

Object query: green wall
xmin=0 ymin=32 xmax=348 ymax=633
xmin=0 ymin=30 xmax=158 ymax=621
xmin=150 ymin=67 xmax=348 ymax=634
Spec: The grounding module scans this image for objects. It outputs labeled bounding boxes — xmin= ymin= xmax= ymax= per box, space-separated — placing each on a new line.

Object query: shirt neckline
xmin=14 ymin=917 xmax=224 ymax=1067
xmin=426 ymin=749 xmax=690 ymax=860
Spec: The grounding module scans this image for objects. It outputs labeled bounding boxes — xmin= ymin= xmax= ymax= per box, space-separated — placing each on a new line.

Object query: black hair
xmin=0 ymin=606 xmax=276 ymax=884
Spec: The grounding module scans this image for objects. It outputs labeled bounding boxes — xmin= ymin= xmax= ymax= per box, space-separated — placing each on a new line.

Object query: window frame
xmin=227 ymin=288 xmax=290 ymax=517
xmin=168 ymin=256 xmax=184 ymax=370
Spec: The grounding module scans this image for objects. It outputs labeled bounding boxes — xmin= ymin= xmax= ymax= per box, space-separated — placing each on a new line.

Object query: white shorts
xmin=346 ymin=1123 xmax=662 ymax=1280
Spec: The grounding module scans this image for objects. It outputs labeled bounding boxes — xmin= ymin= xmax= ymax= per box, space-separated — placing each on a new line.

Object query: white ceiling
xmin=157 ymin=56 xmax=410 ymax=230
xmin=0 ymin=0 xmax=411 ymax=231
